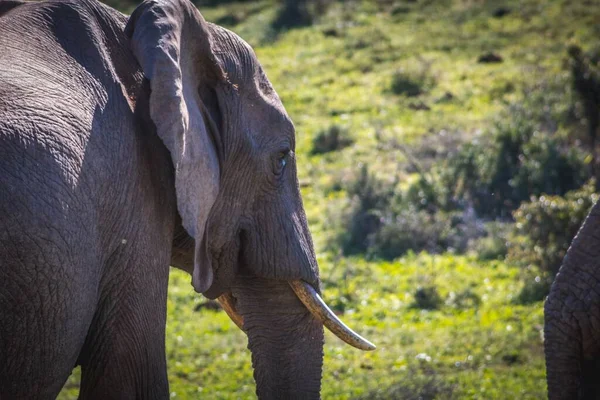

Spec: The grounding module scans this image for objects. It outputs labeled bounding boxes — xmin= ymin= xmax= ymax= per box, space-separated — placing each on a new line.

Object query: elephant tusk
xmin=289 ymin=280 xmax=376 ymax=351
xmin=217 ymin=292 xmax=244 ymax=330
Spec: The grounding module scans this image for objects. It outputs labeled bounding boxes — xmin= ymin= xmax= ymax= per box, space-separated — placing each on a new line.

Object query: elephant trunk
xmin=545 ymin=201 xmax=600 ymax=399
xmin=231 ymin=276 xmax=324 ymax=400
xmin=219 ymin=280 xmax=375 ymax=351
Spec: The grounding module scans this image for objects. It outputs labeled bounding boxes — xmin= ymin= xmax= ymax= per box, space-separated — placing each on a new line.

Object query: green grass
xmin=199 ymin=0 xmax=600 ymax=199
xmin=59 ymin=0 xmax=600 ymax=398
xmin=60 ymin=254 xmax=545 ymax=399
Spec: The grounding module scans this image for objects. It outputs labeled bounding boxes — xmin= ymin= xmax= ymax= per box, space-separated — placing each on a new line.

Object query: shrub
xmin=515 ymin=274 xmax=551 ymax=304
xmin=404 ymin=176 xmax=440 ymax=212
xmin=271 ymin=0 xmax=330 ymax=30
xmin=472 ymin=235 xmax=507 ymax=261
xmin=442 ymin=97 xmax=588 ymax=218
xmin=337 ymin=166 xmax=397 ymax=255
xmin=568 ymin=45 xmax=600 ymax=182
xmin=367 ymin=209 xmax=437 ymax=259
xmin=193 ymin=0 xmax=254 ymax=5
xmin=389 ymin=61 xmax=435 ymax=97
xmin=367 ymin=209 xmax=480 ymax=259
xmin=335 ymin=166 xmax=484 ymax=259
xmin=470 ymin=222 xmax=510 ymax=261
xmin=446 ymin=288 xmax=481 ymax=309
xmin=507 ymin=179 xmax=599 ymax=278
xmin=390 ymin=70 xmax=424 ymax=97
xmin=391 ymin=5 xmax=411 ymax=16
xmin=411 ymin=285 xmax=444 ymax=310
xmin=310 ymin=125 xmax=354 ymax=155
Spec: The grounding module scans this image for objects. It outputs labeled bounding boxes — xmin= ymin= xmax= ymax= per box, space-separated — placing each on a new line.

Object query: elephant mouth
xmin=217 ymin=280 xmax=376 ymax=351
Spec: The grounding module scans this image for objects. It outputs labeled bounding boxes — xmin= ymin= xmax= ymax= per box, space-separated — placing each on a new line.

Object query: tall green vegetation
xmin=441 ymin=91 xmax=588 ymax=219
xmin=332 ymin=64 xmax=598 ymax=301
xmin=568 ymin=45 xmax=600 ymax=184
xmin=508 ymin=180 xmax=599 ymax=302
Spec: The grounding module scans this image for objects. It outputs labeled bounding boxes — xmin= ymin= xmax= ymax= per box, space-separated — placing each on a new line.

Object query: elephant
xmin=545 ymin=200 xmax=600 ymax=399
xmin=0 ymin=0 xmax=374 ymax=398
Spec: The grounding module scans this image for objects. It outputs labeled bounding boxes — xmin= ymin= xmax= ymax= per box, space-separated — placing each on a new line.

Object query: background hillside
xmin=60 ymin=0 xmax=600 ymax=398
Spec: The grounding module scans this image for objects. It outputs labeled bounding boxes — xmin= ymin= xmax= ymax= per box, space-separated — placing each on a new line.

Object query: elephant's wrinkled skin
xmin=545 ymin=200 xmax=600 ymax=399
xmin=0 ymin=0 xmax=329 ymax=397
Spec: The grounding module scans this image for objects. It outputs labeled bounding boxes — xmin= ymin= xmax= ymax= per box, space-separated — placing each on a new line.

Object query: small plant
xmin=470 ymin=222 xmax=510 ymax=261
xmin=477 ymin=52 xmax=503 ymax=63
xmin=515 ymin=275 xmax=551 ymax=304
xmin=336 ymin=165 xmax=397 ymax=255
xmin=405 ymin=176 xmax=440 ymax=212
xmin=446 ymin=288 xmax=481 ymax=309
xmin=271 ymin=0 xmax=330 ymax=31
xmin=310 ymin=125 xmax=354 ymax=155
xmin=389 ymin=59 xmax=435 ymax=97
xmin=390 ymin=70 xmax=424 ymax=97
xmin=411 ymin=285 xmax=443 ymax=310
xmin=391 ymin=5 xmax=411 ymax=16
xmin=501 ymin=351 xmax=523 ymax=366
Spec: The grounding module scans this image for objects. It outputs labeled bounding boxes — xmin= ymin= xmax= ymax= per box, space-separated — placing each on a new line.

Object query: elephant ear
xmin=126 ymin=0 xmax=223 ymax=293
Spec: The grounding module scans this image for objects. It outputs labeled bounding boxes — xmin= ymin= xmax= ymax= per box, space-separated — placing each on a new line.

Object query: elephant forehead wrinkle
xmin=207 ymin=23 xmax=293 ymax=139
xmin=209 ymin=23 xmax=257 ymax=87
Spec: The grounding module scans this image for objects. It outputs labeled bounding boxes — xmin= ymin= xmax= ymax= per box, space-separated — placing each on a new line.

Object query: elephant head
xmin=125 ymin=0 xmax=374 ymax=397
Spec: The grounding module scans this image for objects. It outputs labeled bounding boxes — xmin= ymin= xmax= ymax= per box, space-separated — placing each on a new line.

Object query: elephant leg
xmin=77 ymin=253 xmax=170 ymax=400
xmin=581 ymin=357 xmax=600 ymax=399
xmin=0 ymin=236 xmax=98 ymax=399
xmin=544 ymin=299 xmax=583 ymax=400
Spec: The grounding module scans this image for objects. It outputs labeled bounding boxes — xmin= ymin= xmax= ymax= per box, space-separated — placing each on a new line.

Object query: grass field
xmin=60 ymin=255 xmax=545 ymax=399
xmin=58 ymin=0 xmax=600 ymax=398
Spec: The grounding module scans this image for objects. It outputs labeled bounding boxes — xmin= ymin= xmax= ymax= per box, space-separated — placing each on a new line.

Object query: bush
xmin=404 ymin=176 xmax=440 ymax=212
xmin=446 ymin=288 xmax=481 ymax=309
xmin=367 ymin=209 xmax=480 ymax=259
xmin=367 ymin=210 xmax=439 ymax=259
xmin=442 ymin=96 xmax=588 ymax=218
xmin=515 ymin=274 xmax=551 ymax=304
xmin=310 ymin=125 xmax=354 ymax=155
xmin=568 ymin=45 xmax=600 ymax=182
xmin=470 ymin=222 xmax=510 ymax=260
xmin=390 ymin=70 xmax=425 ymax=97
xmin=335 ymin=166 xmax=485 ymax=259
xmin=271 ymin=0 xmax=330 ymax=31
xmin=507 ymin=179 xmax=599 ymax=278
xmin=411 ymin=285 xmax=444 ymax=310
xmin=389 ymin=63 xmax=435 ymax=97
xmin=337 ymin=166 xmax=397 ymax=255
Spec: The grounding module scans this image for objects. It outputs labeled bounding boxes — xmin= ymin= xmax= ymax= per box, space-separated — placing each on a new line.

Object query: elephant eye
xmin=279 ymin=152 xmax=288 ymax=167
xmin=274 ymin=149 xmax=291 ymax=175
